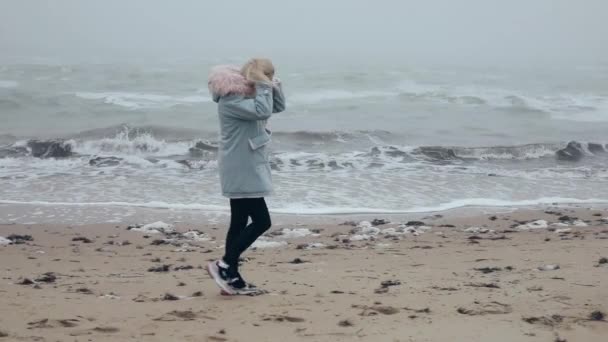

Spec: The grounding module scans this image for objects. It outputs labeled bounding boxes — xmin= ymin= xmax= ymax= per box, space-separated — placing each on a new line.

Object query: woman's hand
xmin=272 ymin=77 xmax=282 ymax=88
xmin=247 ymin=68 xmax=272 ymax=83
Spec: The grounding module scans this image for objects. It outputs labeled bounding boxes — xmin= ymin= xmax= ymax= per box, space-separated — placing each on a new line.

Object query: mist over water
xmin=1 ymin=1 xmax=608 ymax=220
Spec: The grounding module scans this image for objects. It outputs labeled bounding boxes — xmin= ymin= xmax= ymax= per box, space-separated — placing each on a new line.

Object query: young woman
xmin=206 ymin=58 xmax=285 ymax=295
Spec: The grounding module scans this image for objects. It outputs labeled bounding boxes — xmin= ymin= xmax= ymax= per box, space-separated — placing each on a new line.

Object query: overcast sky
xmin=1 ymin=0 xmax=606 ymax=66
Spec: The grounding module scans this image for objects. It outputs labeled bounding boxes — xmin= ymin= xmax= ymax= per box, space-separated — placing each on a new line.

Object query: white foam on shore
xmin=251 ymin=238 xmax=287 ymax=249
xmin=350 ymin=234 xmax=372 ymax=241
xmin=75 ymin=91 xmax=210 ymax=109
xmin=0 ymin=237 xmax=12 ymax=245
xmin=571 ymin=220 xmax=588 ymax=227
xmin=130 ymin=221 xmax=175 ymax=234
xmin=182 ymin=230 xmax=210 ymax=241
xmin=1 ymin=197 xmax=608 ymax=216
xmin=278 ymin=228 xmax=315 ymax=239
xmin=270 ymin=198 xmax=608 ymax=215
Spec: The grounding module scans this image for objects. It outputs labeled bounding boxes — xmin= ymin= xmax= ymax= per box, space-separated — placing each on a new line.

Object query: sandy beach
xmin=0 ymin=206 xmax=607 ymax=341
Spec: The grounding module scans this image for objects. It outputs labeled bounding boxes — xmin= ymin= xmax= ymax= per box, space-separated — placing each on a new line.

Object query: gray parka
xmin=208 ymin=65 xmax=286 ymax=198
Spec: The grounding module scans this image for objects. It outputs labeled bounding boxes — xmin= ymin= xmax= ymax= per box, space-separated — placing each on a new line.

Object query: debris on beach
xmin=474 ymin=267 xmax=503 ymax=274
xmin=522 ymin=315 xmax=564 ymax=327
xmin=17 ymin=278 xmax=35 ymax=285
xmin=381 ymin=280 xmax=401 ymax=288
xmin=405 ymin=221 xmax=426 ymax=227
xmin=338 ymin=319 xmax=354 ymax=327
xmin=263 ymin=315 xmax=305 ymax=323
xmin=72 ymin=236 xmax=93 ymax=243
xmin=296 ymin=242 xmax=326 ymax=250
xmin=75 ymin=288 xmax=94 ymax=295
xmin=162 ymin=293 xmax=180 ymax=301
xmin=173 ymin=265 xmax=194 ymax=271
xmin=516 ymin=220 xmax=548 ymax=230
xmin=464 ymin=227 xmax=493 ymax=234
xmin=128 ymin=221 xmax=175 ymax=234
xmin=148 ymin=265 xmax=171 ymax=272
xmin=538 ymin=264 xmax=560 ymax=271
xmin=35 ymin=272 xmax=57 ymax=283
xmin=7 ymin=234 xmax=33 ymax=244
xmin=465 ymin=282 xmax=500 ymax=289
xmin=0 ymin=237 xmax=12 ymax=246
xmin=375 ymin=279 xmax=401 ymax=293
xmin=589 ymin=311 xmax=605 ymax=321
xmin=371 ymin=218 xmax=389 ymax=226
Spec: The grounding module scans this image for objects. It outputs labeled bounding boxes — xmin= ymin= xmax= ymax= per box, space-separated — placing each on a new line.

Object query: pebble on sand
xmin=338 ymin=319 xmax=354 ymax=327
xmin=589 ymin=311 xmax=605 ymax=321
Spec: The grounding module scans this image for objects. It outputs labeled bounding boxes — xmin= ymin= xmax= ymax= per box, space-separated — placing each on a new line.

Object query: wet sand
xmin=1 ymin=206 xmax=607 ymax=341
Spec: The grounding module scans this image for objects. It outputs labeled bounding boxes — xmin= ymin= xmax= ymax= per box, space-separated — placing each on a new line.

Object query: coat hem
xmin=222 ymin=192 xmax=272 ymax=199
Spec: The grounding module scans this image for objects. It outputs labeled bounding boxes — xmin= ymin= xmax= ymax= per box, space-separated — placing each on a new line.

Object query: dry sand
xmin=1 ymin=206 xmax=607 ymax=341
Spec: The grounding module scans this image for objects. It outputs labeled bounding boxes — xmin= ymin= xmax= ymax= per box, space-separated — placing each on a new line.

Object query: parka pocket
xmin=249 ymin=132 xmax=271 ymax=163
xmin=248 ymin=132 xmax=271 ymax=151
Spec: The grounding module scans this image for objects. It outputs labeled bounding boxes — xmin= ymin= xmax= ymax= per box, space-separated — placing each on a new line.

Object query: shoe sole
xmin=221 ymin=288 xmax=265 ymax=296
xmin=206 ymin=262 xmax=236 ymax=295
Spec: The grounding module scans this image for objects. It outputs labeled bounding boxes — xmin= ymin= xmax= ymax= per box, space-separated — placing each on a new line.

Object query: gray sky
xmin=1 ymin=0 xmax=606 ymax=66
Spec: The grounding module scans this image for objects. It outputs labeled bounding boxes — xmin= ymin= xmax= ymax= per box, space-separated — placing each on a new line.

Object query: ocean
xmin=1 ymin=61 xmax=608 ymax=223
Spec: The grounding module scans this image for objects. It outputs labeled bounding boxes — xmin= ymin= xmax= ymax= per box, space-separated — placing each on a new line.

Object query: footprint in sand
xmin=92 ymin=326 xmax=120 ymax=333
xmin=457 ymin=301 xmax=512 ymax=315
xmin=27 ymin=318 xmax=80 ymax=329
xmin=154 ymin=310 xmax=198 ymax=321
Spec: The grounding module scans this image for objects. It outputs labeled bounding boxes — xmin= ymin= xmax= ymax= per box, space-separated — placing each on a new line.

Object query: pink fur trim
xmin=208 ymin=65 xmax=255 ymax=97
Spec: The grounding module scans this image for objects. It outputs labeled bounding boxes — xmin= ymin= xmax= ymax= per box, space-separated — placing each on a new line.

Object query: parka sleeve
xmin=220 ymin=83 xmax=274 ymax=121
xmin=272 ymin=82 xmax=286 ymax=113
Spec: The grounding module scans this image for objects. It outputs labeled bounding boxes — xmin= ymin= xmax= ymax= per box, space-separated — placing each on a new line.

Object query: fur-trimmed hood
xmin=208 ymin=65 xmax=255 ymax=102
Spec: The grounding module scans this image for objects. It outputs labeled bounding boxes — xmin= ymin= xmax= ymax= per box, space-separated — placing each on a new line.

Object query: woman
xmin=206 ymin=58 xmax=286 ymax=295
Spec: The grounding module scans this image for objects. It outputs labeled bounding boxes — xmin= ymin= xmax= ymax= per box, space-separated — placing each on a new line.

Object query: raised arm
xmin=272 ymin=82 xmax=286 ymax=113
xmin=220 ymin=83 xmax=273 ymax=121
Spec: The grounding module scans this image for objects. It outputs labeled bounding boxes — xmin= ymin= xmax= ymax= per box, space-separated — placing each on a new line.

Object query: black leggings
xmin=223 ymin=198 xmax=272 ymax=268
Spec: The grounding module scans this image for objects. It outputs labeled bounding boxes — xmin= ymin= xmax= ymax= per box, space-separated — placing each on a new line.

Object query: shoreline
xmin=1 ymin=205 xmax=607 ymax=341
xmin=2 ymin=201 xmax=608 ymax=226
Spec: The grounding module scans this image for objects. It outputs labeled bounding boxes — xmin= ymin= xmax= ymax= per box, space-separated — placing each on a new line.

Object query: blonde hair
xmin=241 ymin=58 xmax=275 ymax=82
